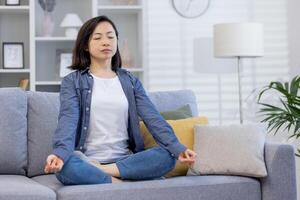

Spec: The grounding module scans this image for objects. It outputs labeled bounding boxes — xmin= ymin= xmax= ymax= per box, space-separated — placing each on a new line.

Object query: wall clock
xmin=172 ymin=0 xmax=210 ymax=18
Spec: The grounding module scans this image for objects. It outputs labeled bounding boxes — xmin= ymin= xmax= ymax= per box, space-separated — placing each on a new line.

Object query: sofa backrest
xmin=26 ymin=89 xmax=198 ymax=177
xmin=26 ymin=91 xmax=60 ymax=177
xmin=0 ymin=88 xmax=27 ymax=175
xmin=148 ymin=90 xmax=198 ymax=116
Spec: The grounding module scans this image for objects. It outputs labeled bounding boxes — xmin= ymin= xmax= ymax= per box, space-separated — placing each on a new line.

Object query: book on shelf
xmin=18 ymin=78 xmax=29 ymax=90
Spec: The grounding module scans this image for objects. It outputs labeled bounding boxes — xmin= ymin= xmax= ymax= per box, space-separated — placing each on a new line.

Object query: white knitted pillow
xmin=187 ymin=124 xmax=267 ymax=178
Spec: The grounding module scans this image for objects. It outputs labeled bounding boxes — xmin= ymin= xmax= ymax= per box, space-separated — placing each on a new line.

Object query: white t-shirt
xmin=84 ymin=73 xmax=132 ymax=163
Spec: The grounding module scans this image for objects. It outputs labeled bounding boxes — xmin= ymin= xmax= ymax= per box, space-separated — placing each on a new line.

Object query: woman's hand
xmin=44 ymin=154 xmax=64 ymax=174
xmin=178 ymin=149 xmax=197 ymax=166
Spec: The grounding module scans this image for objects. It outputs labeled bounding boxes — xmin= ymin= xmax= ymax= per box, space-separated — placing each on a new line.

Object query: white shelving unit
xmin=0 ymin=0 xmax=147 ymax=92
xmin=0 ymin=0 xmax=30 ymax=88
xmin=35 ymin=37 xmax=76 ymax=41
xmin=0 ymin=5 xmax=29 ymax=13
xmin=35 ymin=81 xmax=61 ymax=85
xmin=0 ymin=69 xmax=30 ymax=73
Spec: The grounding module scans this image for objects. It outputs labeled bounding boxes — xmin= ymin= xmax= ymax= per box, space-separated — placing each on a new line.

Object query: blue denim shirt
xmin=52 ymin=67 xmax=187 ymax=163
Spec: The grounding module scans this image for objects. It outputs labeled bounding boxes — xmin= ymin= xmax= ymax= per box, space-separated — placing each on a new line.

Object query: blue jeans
xmin=55 ymin=146 xmax=176 ymax=185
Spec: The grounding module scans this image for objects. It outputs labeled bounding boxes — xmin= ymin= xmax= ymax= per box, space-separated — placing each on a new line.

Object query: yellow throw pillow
xmin=139 ymin=116 xmax=208 ymax=177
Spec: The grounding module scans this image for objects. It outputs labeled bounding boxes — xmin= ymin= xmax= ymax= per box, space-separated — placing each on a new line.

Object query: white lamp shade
xmin=60 ymin=13 xmax=83 ymax=28
xmin=213 ymin=23 xmax=264 ymax=57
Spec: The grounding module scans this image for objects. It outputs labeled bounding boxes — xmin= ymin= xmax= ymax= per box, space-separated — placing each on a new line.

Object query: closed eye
xmin=93 ymin=37 xmax=114 ymax=40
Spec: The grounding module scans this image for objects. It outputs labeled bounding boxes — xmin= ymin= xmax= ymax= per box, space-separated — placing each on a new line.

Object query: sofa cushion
xmin=32 ymin=174 xmax=63 ymax=192
xmin=0 ymin=175 xmax=55 ymax=200
xmin=32 ymin=174 xmax=260 ymax=200
xmin=0 ymin=88 xmax=27 ymax=175
xmin=27 ymin=91 xmax=60 ymax=177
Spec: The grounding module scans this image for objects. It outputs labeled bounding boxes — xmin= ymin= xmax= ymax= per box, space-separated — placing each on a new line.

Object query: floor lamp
xmin=213 ymin=23 xmax=264 ymax=124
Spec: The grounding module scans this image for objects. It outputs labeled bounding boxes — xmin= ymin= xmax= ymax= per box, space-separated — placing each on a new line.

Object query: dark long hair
xmin=69 ymin=15 xmax=122 ymax=72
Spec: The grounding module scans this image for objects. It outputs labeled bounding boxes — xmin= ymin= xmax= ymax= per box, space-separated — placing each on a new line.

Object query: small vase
xmin=42 ymin=11 xmax=55 ymax=37
xmin=120 ymin=39 xmax=134 ymax=68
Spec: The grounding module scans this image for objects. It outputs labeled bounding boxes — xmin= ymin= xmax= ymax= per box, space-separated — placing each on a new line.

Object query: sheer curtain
xmin=146 ymin=0 xmax=290 ymax=125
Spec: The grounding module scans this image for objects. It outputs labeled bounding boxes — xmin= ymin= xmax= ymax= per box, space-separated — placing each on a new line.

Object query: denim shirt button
xmin=83 ymin=127 xmax=87 ymax=130
xmin=79 ymin=146 xmax=83 ymax=150
xmin=171 ymin=154 xmax=175 ymax=157
xmin=86 ymin=107 xmax=89 ymax=111
xmin=88 ymin=90 xmax=91 ymax=93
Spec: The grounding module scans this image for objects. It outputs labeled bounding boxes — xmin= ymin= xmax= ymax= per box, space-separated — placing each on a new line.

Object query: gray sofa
xmin=0 ymin=87 xmax=297 ymax=200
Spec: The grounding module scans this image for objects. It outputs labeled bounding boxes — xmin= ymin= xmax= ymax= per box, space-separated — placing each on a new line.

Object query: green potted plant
xmin=257 ymin=75 xmax=300 ymax=156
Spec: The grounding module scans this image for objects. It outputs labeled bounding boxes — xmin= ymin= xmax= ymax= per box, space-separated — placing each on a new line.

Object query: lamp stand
xmin=237 ymin=56 xmax=243 ymax=124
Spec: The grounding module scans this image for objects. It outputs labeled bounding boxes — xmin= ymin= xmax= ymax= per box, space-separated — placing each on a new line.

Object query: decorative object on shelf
xmin=59 ymin=53 xmax=73 ymax=77
xmin=2 ymin=42 xmax=24 ymax=69
xmin=18 ymin=78 xmax=29 ymax=90
xmin=257 ymin=75 xmax=300 ymax=157
xmin=120 ymin=38 xmax=134 ymax=68
xmin=38 ymin=0 xmax=56 ymax=37
xmin=5 ymin=0 xmax=20 ymax=6
xmin=112 ymin=0 xmax=137 ymax=5
xmin=55 ymin=49 xmax=73 ymax=78
xmin=172 ymin=0 xmax=210 ymax=18
xmin=213 ymin=22 xmax=264 ymax=124
xmin=60 ymin=13 xmax=83 ymax=38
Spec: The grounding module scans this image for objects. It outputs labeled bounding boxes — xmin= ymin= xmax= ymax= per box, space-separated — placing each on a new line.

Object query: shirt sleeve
xmin=130 ymin=73 xmax=187 ymax=159
xmin=52 ymin=74 xmax=80 ymax=162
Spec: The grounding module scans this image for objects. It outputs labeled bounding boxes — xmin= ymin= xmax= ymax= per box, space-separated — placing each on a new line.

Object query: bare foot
xmin=89 ymin=160 xmax=121 ymax=178
xmin=90 ymin=160 xmax=101 ymax=168
xmin=90 ymin=160 xmax=124 ymax=183
xmin=111 ymin=176 xmax=124 ymax=184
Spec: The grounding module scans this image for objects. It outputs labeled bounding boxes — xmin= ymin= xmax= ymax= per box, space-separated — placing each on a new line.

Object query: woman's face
xmin=88 ymin=21 xmax=118 ymax=62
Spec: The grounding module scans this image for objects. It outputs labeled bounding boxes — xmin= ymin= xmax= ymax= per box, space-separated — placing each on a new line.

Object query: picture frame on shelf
xmin=55 ymin=49 xmax=74 ymax=78
xmin=5 ymin=0 xmax=20 ymax=6
xmin=2 ymin=42 xmax=24 ymax=69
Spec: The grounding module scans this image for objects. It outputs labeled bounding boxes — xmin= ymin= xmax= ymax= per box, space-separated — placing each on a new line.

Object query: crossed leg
xmin=55 ymin=146 xmax=176 ymax=185
xmin=91 ymin=146 xmax=176 ymax=181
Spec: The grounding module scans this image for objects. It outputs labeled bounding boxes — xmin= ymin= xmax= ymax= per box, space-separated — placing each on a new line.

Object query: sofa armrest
xmin=261 ymin=142 xmax=297 ymax=200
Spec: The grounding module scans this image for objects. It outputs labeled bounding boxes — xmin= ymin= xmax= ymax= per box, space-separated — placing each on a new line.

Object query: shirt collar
xmin=80 ymin=67 xmax=90 ymax=74
xmin=80 ymin=67 xmax=122 ymax=75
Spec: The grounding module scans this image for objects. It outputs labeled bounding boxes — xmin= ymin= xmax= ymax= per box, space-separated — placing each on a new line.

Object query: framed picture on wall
xmin=5 ymin=0 xmax=20 ymax=6
xmin=2 ymin=42 xmax=24 ymax=69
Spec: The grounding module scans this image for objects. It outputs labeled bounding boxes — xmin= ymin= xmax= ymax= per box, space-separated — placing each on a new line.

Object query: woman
xmin=44 ymin=15 xmax=196 ymax=185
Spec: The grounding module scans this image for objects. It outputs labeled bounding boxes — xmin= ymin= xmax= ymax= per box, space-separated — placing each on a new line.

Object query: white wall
xmin=287 ymin=0 xmax=300 ymax=198
xmin=146 ymin=0 xmax=290 ymax=124
xmin=146 ymin=0 xmax=253 ymax=125
xmin=287 ymin=0 xmax=300 ymax=76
